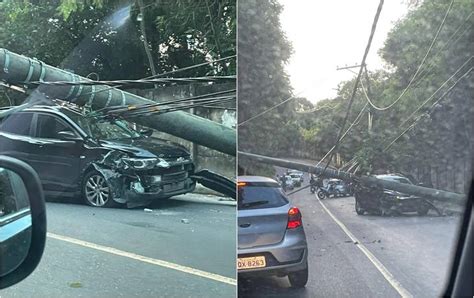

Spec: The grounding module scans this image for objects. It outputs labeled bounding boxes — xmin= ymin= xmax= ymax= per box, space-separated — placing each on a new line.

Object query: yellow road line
xmin=315 ymin=196 xmax=413 ymax=298
xmin=47 ymin=232 xmax=236 ymax=286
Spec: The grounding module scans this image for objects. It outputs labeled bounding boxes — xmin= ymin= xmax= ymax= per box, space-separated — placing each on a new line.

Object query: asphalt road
xmin=1 ymin=193 xmax=236 ymax=298
xmin=239 ymin=172 xmax=463 ymax=298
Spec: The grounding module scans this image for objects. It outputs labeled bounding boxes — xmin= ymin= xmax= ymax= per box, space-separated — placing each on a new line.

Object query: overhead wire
xmin=412 ymin=11 xmax=473 ymax=87
xmin=237 ymin=90 xmax=306 ymax=127
xmin=382 ymin=66 xmax=472 ymax=152
xmin=28 ymin=76 xmax=235 ymax=87
xmin=343 ymin=62 xmax=472 ymax=170
xmin=360 ymin=0 xmax=455 ymax=111
xmin=98 ymin=94 xmax=236 ymax=117
xmin=96 ymin=88 xmax=236 ymax=113
xmin=317 ymin=0 xmax=384 ymax=178
xmin=399 ymin=56 xmax=472 ymax=127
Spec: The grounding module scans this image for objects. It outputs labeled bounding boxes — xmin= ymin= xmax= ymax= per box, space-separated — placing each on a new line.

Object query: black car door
xmin=0 ymin=112 xmax=37 ymax=166
xmin=29 ymin=112 xmax=84 ymax=194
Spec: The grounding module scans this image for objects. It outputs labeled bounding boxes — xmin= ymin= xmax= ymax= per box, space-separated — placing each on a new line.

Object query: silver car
xmin=237 ymin=176 xmax=309 ymax=288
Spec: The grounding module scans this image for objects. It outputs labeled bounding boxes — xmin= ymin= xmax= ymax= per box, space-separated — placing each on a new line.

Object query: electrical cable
xmin=399 ymin=56 xmax=472 ymax=126
xmin=382 ymin=66 xmax=472 ymax=152
xmin=314 ymin=103 xmax=368 ymax=169
xmin=100 ymin=95 xmax=236 ymax=118
xmin=27 ymin=76 xmax=235 ymax=87
xmin=412 ymin=11 xmax=473 ymax=87
xmin=144 ymin=55 xmax=236 ymax=80
xmin=96 ymin=88 xmax=236 ymax=113
xmin=237 ymin=90 xmax=305 ymax=127
xmin=318 ymin=0 xmax=384 ymax=178
xmin=360 ymin=0 xmax=454 ymax=111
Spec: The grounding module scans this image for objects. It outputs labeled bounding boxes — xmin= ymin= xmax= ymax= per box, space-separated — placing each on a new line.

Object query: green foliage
xmin=292 ymin=0 xmax=473 ymax=174
xmin=238 ymin=0 xmax=294 ymax=157
xmin=0 ymin=0 xmax=235 ymax=83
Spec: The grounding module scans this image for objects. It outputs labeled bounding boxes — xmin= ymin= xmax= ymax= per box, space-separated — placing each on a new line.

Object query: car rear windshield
xmin=238 ymin=182 xmax=288 ymax=210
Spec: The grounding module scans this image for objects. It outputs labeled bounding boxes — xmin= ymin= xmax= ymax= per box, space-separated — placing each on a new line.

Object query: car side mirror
xmin=0 ymin=156 xmax=46 ymax=289
xmin=139 ymin=129 xmax=153 ymax=137
xmin=57 ymin=130 xmax=82 ymax=141
xmin=417 ymin=182 xmax=424 ymax=186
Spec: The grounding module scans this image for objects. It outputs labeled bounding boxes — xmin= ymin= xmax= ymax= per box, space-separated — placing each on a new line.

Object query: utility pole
xmin=239 ymin=151 xmax=466 ymax=203
xmin=0 ymin=48 xmax=236 ymax=155
xmin=336 ymin=63 xmax=374 ymax=133
xmin=363 ymin=65 xmax=373 ymax=133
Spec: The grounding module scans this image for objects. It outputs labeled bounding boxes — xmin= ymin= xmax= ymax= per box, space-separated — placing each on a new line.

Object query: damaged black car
xmin=0 ymin=103 xmax=196 ymax=208
xmin=354 ymin=174 xmax=435 ymax=216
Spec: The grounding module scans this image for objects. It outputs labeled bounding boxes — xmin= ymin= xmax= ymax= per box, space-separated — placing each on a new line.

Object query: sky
xmin=279 ymin=0 xmax=410 ymax=103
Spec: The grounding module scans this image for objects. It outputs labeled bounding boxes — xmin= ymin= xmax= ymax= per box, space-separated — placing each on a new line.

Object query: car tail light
xmin=287 ymin=207 xmax=302 ymax=229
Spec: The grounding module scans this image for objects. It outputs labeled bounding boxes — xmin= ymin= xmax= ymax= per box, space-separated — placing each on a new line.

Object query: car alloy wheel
xmin=84 ymin=173 xmax=111 ymax=207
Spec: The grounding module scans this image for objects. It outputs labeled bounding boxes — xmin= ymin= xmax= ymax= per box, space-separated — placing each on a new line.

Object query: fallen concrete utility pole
xmin=0 ymin=48 xmax=235 ymax=155
xmin=239 ymin=151 xmax=466 ymax=203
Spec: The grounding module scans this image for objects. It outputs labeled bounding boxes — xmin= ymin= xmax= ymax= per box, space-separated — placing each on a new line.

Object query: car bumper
xmin=383 ymin=196 xmax=424 ymax=211
xmin=128 ymin=177 xmax=196 ymax=200
xmin=237 ymin=228 xmax=308 ymax=276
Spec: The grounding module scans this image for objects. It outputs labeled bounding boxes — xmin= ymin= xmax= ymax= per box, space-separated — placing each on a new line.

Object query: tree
xmin=238 ymin=0 xmax=294 ymax=161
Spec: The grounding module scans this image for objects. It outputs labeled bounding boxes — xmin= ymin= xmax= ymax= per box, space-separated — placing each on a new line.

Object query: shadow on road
xmin=238 ymin=276 xmax=311 ymax=298
xmin=44 ymin=196 xmax=194 ymax=210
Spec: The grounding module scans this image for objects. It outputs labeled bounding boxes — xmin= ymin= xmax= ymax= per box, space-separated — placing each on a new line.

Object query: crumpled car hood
xmin=99 ymin=137 xmax=190 ymax=158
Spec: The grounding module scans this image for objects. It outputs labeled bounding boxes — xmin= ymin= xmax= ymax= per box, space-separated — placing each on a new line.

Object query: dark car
xmin=0 ymin=104 xmax=196 ymax=208
xmin=354 ymin=174 xmax=432 ymax=216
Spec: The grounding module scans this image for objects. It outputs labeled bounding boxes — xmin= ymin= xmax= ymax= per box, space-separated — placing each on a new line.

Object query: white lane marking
xmin=314 ymin=196 xmax=413 ymax=298
xmin=47 ymin=232 xmax=237 ymax=286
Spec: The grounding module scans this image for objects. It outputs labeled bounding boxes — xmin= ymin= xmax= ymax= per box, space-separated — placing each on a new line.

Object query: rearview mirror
xmin=57 ymin=130 xmax=82 ymax=141
xmin=0 ymin=156 xmax=46 ymax=289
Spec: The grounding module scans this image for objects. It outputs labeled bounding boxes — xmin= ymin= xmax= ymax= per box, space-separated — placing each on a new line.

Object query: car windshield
xmin=238 ymin=184 xmax=288 ymax=210
xmin=64 ymin=110 xmax=141 ymax=140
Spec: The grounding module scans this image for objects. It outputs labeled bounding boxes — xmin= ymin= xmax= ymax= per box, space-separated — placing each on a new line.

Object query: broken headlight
xmin=123 ymin=157 xmax=158 ymax=169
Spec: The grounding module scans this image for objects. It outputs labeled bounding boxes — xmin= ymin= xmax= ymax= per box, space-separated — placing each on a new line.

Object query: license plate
xmin=163 ymin=182 xmax=184 ymax=192
xmin=237 ymin=256 xmax=266 ymax=270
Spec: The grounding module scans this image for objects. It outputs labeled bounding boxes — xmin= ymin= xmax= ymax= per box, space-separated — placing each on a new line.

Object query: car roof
xmin=238 ymin=176 xmax=278 ymax=183
xmin=4 ymin=102 xmax=85 ymax=117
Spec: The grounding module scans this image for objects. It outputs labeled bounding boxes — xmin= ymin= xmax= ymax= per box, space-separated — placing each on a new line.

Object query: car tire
xmin=355 ymin=199 xmax=365 ymax=215
xmin=417 ymin=202 xmax=430 ymax=216
xmin=288 ymin=265 xmax=308 ymax=288
xmin=317 ymin=190 xmax=326 ymax=199
xmin=82 ymin=170 xmax=120 ymax=208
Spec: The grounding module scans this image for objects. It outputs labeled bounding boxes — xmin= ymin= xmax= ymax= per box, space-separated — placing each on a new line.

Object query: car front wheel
xmin=288 ymin=265 xmax=308 ymax=288
xmin=82 ymin=171 xmax=119 ymax=208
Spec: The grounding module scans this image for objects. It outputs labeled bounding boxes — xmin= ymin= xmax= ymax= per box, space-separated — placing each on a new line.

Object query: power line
xmin=318 ymin=0 xmax=384 ymax=177
xmin=412 ymin=11 xmax=473 ymax=87
xmin=338 ymin=63 xmax=472 ymax=171
xmin=97 ymin=88 xmax=236 ymax=113
xmin=314 ymin=103 xmax=368 ymax=168
xmin=382 ymin=66 xmax=472 ymax=152
xmin=399 ymin=56 xmax=472 ymax=126
xmin=143 ymin=55 xmax=236 ymax=80
xmin=98 ymin=95 xmax=236 ymax=116
xmin=27 ymin=76 xmax=235 ymax=87
xmin=361 ymin=0 xmax=454 ymax=111
xmin=237 ymin=90 xmax=305 ymax=126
